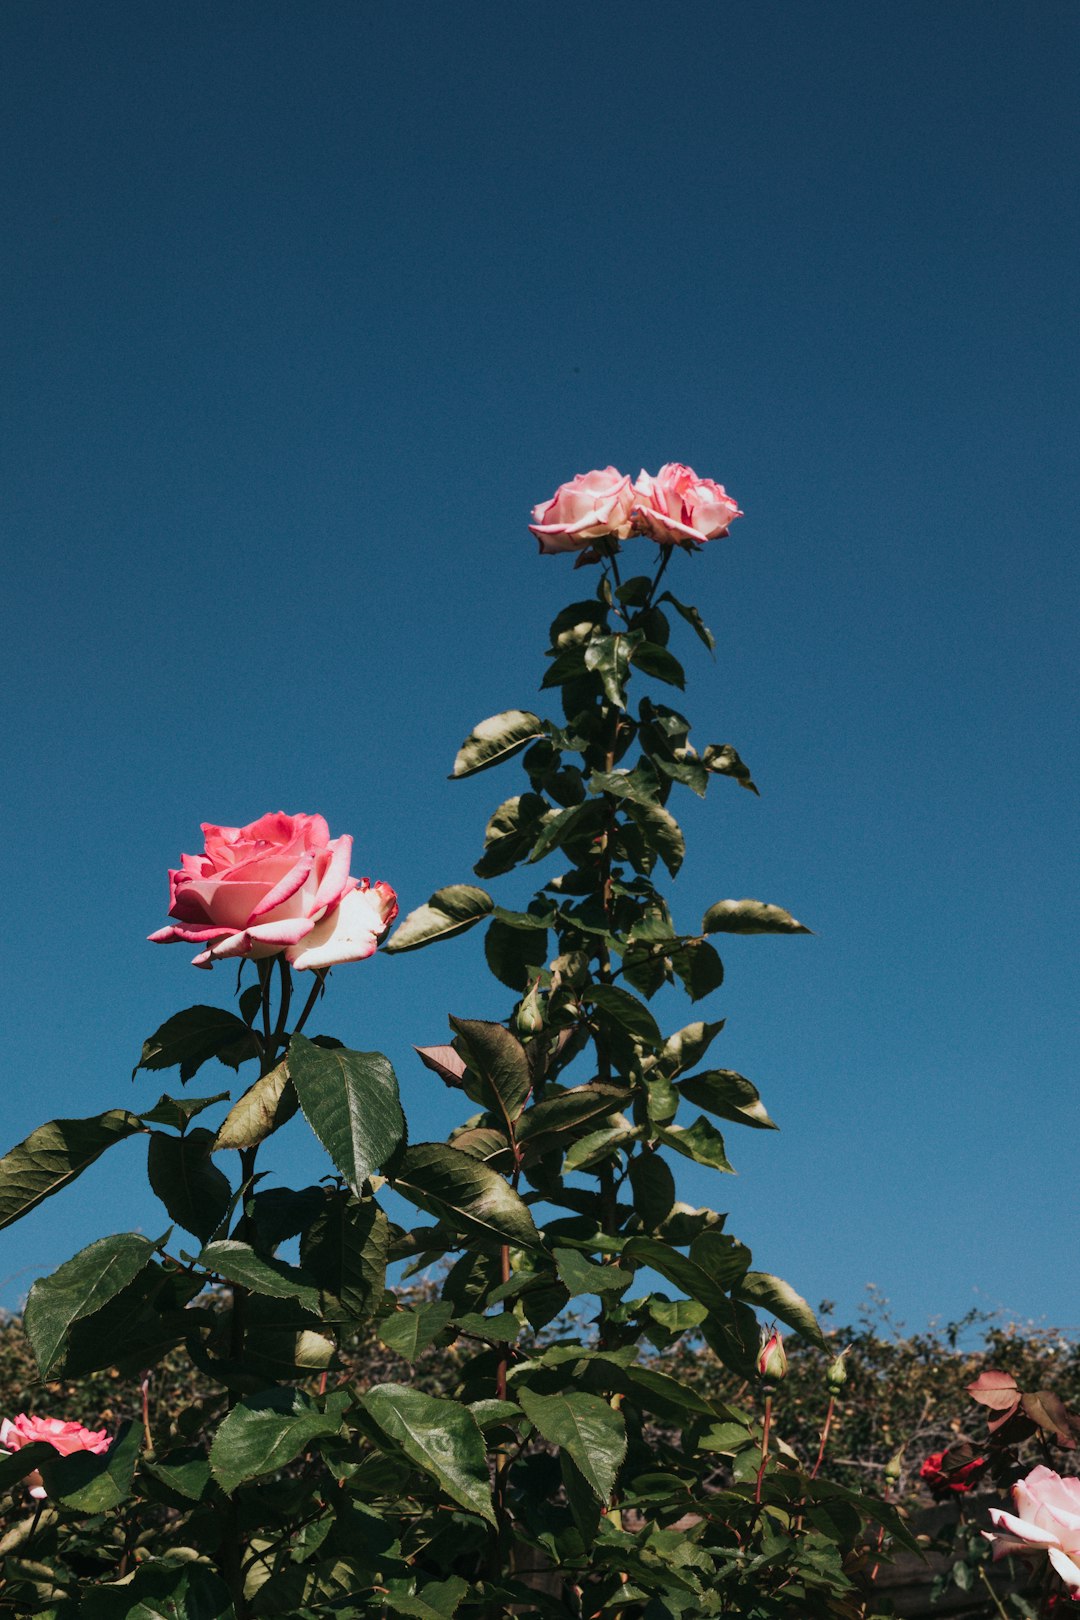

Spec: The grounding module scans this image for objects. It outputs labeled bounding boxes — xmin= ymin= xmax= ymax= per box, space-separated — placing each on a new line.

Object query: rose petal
xmin=287 ymin=887 xmax=393 ymax=972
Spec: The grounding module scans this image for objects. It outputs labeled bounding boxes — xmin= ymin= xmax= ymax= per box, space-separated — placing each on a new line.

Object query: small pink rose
xmin=0 ymin=1413 xmax=111 ymax=1500
xmin=529 ymin=467 xmax=636 ymax=554
xmin=631 ymin=463 xmax=742 ymax=545
xmin=984 ymin=1466 xmax=1080 ymax=1591
xmin=149 ymin=812 xmax=398 ymax=971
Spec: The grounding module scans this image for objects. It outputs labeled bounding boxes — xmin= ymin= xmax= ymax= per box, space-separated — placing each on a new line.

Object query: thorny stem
xmin=754 ymin=1393 xmax=773 ymax=1505
xmin=978 ymin=1565 xmax=1010 ymax=1620
xmin=140 ymin=1370 xmax=154 ymax=1457
xmin=811 ymin=1395 xmax=836 ymax=1479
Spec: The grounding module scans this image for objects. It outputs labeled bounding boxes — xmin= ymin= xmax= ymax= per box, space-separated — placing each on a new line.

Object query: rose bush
xmin=631 ymin=460 xmax=743 ymax=544
xmin=148 ymin=810 xmax=397 ymax=969
xmin=985 ymin=1465 xmax=1080 ymax=1590
xmin=0 ymin=1413 xmax=110 ymax=1500
xmin=528 ymin=465 xmax=636 ymax=552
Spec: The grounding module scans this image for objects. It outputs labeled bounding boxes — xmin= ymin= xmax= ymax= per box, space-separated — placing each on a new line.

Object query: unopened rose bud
xmin=884 ymin=1449 xmax=904 ymax=1486
xmin=825 ymin=1347 xmax=850 ymax=1394
xmin=515 ymin=985 xmax=544 ymax=1036
xmin=757 ymin=1327 xmax=787 ymax=1385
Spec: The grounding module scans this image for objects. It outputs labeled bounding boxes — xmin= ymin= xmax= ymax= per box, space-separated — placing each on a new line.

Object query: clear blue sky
xmin=2 ymin=1 xmax=1077 ymax=1338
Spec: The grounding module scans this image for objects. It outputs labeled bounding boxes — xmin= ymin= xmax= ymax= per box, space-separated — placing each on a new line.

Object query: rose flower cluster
xmin=529 ymin=463 xmax=742 ymax=555
xmin=150 ymin=811 xmax=398 ymax=971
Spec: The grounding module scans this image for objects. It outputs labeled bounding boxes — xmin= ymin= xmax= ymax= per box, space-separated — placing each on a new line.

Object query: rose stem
xmin=811 ymin=1395 xmax=836 ymax=1480
xmin=754 ymin=1393 xmax=773 ymax=1506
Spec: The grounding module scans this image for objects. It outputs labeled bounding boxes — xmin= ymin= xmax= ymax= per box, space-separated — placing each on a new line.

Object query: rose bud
xmin=825 ymin=1347 xmax=851 ymax=1393
xmin=757 ymin=1327 xmax=787 ymax=1385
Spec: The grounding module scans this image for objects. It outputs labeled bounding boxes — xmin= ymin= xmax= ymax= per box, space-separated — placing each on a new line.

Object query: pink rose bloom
xmin=985 ymin=1466 xmax=1080 ymax=1590
xmin=149 ymin=811 xmax=398 ymax=971
xmin=631 ymin=463 xmax=743 ymax=545
xmin=529 ymin=467 xmax=636 ymax=553
xmin=0 ymin=1413 xmax=110 ymax=1500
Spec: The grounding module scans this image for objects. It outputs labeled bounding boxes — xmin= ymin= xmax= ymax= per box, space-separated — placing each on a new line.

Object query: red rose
xmin=920 ymin=1448 xmax=987 ymax=1495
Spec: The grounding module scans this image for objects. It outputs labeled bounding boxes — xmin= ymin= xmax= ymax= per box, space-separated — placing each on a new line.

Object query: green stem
xmin=754 ymin=1393 xmax=773 ymax=1505
xmin=292 ymin=968 xmax=327 ymax=1037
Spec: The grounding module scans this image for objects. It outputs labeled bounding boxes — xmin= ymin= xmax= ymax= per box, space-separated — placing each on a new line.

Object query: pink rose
xmin=631 ymin=463 xmax=742 ymax=545
xmin=529 ymin=467 xmax=636 ymax=553
xmin=149 ymin=811 xmax=398 ymax=971
xmin=0 ymin=1413 xmax=110 ymax=1500
xmin=985 ymin=1466 xmax=1080 ymax=1590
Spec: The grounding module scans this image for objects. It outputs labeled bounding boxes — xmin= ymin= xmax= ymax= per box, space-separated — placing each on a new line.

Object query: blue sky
xmin=1 ymin=1 xmax=1077 ymax=1338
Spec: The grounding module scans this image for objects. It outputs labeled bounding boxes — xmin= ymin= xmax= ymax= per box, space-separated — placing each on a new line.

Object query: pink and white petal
xmin=1049 ymin=1547 xmax=1080 ymax=1589
xmin=244 ymin=917 xmax=318 ymax=948
xmin=286 ymin=889 xmax=388 ymax=971
xmin=148 ymin=924 xmax=234 ymax=944
xmin=988 ymin=1508 xmax=1060 ymax=1547
xmin=311 ymin=834 xmax=354 ymax=914
xmin=248 ymin=855 xmax=316 ymax=921
xmin=984 ymin=1530 xmax=1041 ymax=1561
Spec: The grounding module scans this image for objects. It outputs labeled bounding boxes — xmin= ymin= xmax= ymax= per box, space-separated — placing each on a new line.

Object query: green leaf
xmin=554 ymin=1247 xmax=631 ymax=1299
xmin=299 ymin=1196 xmax=390 ymax=1321
xmin=362 ymin=1383 xmax=495 ymax=1523
xmin=658 ymin=590 xmax=715 ymax=651
xmin=630 ymin=640 xmax=686 ymax=689
xmin=40 ymin=1419 xmax=141 ymax=1512
xmin=288 ymin=1034 xmax=404 ymax=1193
xmin=657 ymin=1020 xmax=726 ymax=1076
xmin=734 ymin=1270 xmax=826 ymax=1347
xmin=448 ymin=1017 xmax=531 ymax=1125
xmin=134 ymin=1005 xmax=255 ymax=1082
xmin=584 ymin=631 xmax=640 ymax=708
xmin=0 ymin=1442 xmax=57 ymax=1489
xmin=588 ymin=984 xmax=662 ymax=1050
xmin=627 ymin=1153 xmax=676 ymax=1229
xmin=589 ymin=761 xmax=663 ymax=808
xmin=147 ymin=1128 xmax=231 ymax=1241
xmin=142 ymin=1448 xmax=213 ymax=1503
xmin=626 ymin=800 xmax=685 ymax=876
xmin=0 ymin=1111 xmax=144 ymax=1233
xmin=484 ymin=916 xmax=548 ymax=992
xmin=621 ymin=1237 xmax=731 ymax=1315
xmin=562 ymin=1121 xmax=637 ymax=1173
xmin=515 ymin=1083 xmax=630 ymax=1151
xmin=382 ymin=1577 xmax=470 ymax=1620
xmin=385 ymin=884 xmax=494 ymax=953
xmin=618 ymin=1364 xmax=720 ymax=1421
xmin=516 ymin=1388 xmax=625 ymax=1503
xmin=689 ymin=1229 xmax=753 ymax=1291
xmin=701 ymin=899 xmax=811 ymax=935
xmin=676 ymin=1070 xmax=778 ymax=1130
xmin=209 ymin=1388 xmax=341 ymax=1493
xmin=646 ymin=1297 xmax=708 ymax=1333
xmin=81 ymin=1560 xmax=234 ymax=1619
xmin=213 ymin=1058 xmax=296 ymax=1150
xmin=669 ymin=939 xmax=724 ymax=1001
xmin=475 ymin=797 xmax=553 ymax=881
xmin=378 ymin=1299 xmax=455 ymax=1360
xmin=702 ymin=743 xmax=759 ymax=794
xmin=526 ymin=801 xmax=598 ymax=864
xmin=451 ymin=709 xmax=546 ymax=778
xmin=199 ymin=1240 xmax=322 ymax=1313
xmin=659 ymin=1116 xmax=734 ymax=1173
xmin=24 ymin=1232 xmax=156 ymax=1378
xmin=138 ymin=1093 xmax=230 ymax=1131
xmin=392 ymin=1143 xmax=541 ymax=1251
